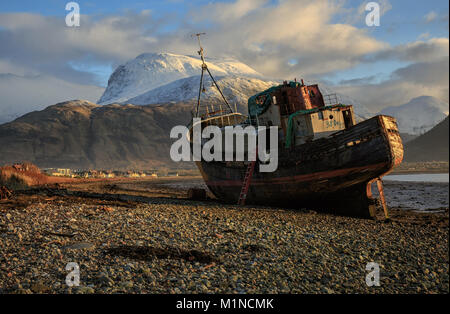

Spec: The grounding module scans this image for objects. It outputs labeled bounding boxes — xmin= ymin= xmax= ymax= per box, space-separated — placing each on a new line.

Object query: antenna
xmin=193 ymin=32 xmax=207 ymax=64
xmin=191 ymin=32 xmax=234 ymax=118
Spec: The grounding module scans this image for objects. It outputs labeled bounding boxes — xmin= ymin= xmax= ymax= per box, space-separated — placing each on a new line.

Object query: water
xmin=383 ymin=173 xmax=449 ymax=183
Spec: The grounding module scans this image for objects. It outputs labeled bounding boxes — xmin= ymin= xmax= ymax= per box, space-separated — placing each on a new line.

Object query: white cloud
xmin=424 ymin=11 xmax=438 ymax=23
xmin=188 ymin=0 xmax=386 ymax=78
xmin=195 ymin=0 xmax=269 ymax=22
xmin=417 ymin=32 xmax=431 ymax=40
xmin=0 ymin=1 xmax=387 ymax=81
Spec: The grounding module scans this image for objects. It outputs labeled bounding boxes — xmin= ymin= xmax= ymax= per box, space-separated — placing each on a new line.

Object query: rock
xmin=64 ymin=242 xmax=95 ymax=250
xmin=75 ymin=286 xmax=95 ymax=294
xmin=96 ymin=273 xmax=114 ymax=287
xmin=119 ymin=281 xmax=133 ymax=289
xmin=31 ymin=282 xmax=50 ymax=293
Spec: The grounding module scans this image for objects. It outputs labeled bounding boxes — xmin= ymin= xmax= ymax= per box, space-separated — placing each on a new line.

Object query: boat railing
xmin=323 ymin=93 xmax=342 ymax=106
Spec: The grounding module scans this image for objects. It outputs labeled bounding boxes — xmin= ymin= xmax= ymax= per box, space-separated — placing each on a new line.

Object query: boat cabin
xmin=248 ymin=80 xmax=356 ymax=147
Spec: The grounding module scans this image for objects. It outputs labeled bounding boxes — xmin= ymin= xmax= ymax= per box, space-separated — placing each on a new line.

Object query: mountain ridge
xmin=404 ymin=116 xmax=449 ymax=162
xmin=0 ymin=100 xmax=194 ymax=169
xmin=379 ymin=95 xmax=448 ymax=135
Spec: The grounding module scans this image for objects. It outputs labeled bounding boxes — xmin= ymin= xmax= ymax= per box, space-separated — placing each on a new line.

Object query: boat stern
xmin=379 ymin=115 xmax=404 ymax=169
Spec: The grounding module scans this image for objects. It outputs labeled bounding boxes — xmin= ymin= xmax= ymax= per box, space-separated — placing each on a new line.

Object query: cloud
xmin=0 ymin=73 xmax=104 ymax=124
xmin=188 ymin=0 xmax=386 ymax=78
xmin=338 ymin=75 xmax=377 ymax=86
xmin=417 ymin=32 xmax=431 ymax=40
xmin=0 ymin=11 xmax=158 ymax=85
xmin=0 ymin=0 xmax=448 ymax=121
xmin=0 ymin=10 xmax=157 ymax=121
xmin=336 ymin=57 xmax=449 ymax=112
xmin=196 ymin=0 xmax=270 ymax=23
xmin=0 ymin=1 xmax=388 ymax=82
xmin=336 ymin=38 xmax=449 ymax=112
xmin=424 ymin=11 xmax=438 ymax=23
xmin=393 ymin=58 xmax=449 ymax=86
xmin=365 ymin=38 xmax=449 ymax=63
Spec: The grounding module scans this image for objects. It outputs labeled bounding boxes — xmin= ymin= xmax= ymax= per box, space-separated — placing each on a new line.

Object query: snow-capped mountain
xmin=379 ymin=96 xmax=449 ymax=135
xmin=98 ymin=52 xmax=262 ymax=105
xmin=125 ymin=75 xmax=373 ymax=120
xmin=98 ymin=52 xmax=374 ymax=120
xmin=126 ymin=75 xmax=277 ymax=107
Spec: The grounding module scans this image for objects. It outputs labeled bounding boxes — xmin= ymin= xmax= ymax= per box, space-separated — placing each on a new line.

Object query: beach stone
xmin=76 ymin=286 xmax=95 ymax=294
xmin=64 ymin=242 xmax=95 ymax=250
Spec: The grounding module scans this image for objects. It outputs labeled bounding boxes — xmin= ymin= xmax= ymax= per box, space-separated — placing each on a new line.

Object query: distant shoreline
xmin=391 ymin=169 xmax=449 ymax=175
xmin=391 ymin=161 xmax=448 ymax=175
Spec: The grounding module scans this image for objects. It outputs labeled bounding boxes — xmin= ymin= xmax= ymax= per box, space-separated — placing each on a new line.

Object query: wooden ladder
xmin=237 ymin=159 xmax=257 ymax=206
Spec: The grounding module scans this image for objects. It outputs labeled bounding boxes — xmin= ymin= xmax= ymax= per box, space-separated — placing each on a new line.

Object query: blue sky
xmin=0 ymin=0 xmax=448 ymax=118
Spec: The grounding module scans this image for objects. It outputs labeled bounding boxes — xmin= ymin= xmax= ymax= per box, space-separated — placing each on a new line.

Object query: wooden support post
xmin=376 ymin=178 xmax=389 ymax=219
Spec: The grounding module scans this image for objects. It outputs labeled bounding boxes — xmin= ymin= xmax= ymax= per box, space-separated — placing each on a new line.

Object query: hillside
xmin=0 ymin=100 xmax=194 ymax=169
xmin=404 ymin=116 xmax=449 ymax=162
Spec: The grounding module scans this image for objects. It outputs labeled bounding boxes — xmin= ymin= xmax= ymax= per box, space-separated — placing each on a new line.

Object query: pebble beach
xmin=0 ymin=176 xmax=448 ymax=294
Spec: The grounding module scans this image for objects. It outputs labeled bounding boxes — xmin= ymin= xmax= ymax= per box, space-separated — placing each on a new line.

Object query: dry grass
xmin=0 ymin=162 xmax=58 ymax=189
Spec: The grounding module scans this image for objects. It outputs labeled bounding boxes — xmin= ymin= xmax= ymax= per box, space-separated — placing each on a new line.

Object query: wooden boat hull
xmin=195 ymin=115 xmax=403 ymax=218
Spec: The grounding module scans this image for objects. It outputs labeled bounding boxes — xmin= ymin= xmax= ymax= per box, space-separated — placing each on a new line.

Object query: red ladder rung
xmin=237 ymin=159 xmax=257 ymax=205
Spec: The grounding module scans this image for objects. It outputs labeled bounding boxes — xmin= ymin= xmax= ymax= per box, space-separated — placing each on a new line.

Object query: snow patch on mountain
xmin=98 ymin=52 xmax=262 ymax=105
xmin=124 ymin=75 xmax=374 ymax=120
xmin=379 ymin=96 xmax=449 ymax=135
xmin=125 ymin=75 xmax=277 ymax=107
xmin=98 ymin=52 xmax=377 ymax=121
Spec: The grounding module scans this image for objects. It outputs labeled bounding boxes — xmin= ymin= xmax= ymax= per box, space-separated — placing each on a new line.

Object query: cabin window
xmin=272 ymin=96 xmax=277 ymax=105
xmin=318 ymin=111 xmax=324 ymax=120
xmin=329 ymin=114 xmax=334 ymax=119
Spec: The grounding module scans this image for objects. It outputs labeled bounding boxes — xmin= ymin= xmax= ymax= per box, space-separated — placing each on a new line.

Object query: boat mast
xmin=193 ymin=33 xmax=234 ymax=118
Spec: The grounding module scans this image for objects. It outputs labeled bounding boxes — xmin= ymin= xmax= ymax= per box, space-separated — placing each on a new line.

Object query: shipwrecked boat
xmin=188 ymin=36 xmax=403 ymax=218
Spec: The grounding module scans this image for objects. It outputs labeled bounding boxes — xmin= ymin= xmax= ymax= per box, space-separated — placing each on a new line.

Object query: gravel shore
xmin=0 ymin=182 xmax=448 ymax=294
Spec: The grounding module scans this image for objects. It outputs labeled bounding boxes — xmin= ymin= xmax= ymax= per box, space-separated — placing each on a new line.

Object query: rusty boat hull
xmin=196 ymin=115 xmax=403 ymax=218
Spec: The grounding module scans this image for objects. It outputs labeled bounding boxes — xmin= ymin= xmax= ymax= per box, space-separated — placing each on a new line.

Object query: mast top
xmin=192 ymin=33 xmax=234 ymax=118
xmin=193 ymin=32 xmax=207 ymax=65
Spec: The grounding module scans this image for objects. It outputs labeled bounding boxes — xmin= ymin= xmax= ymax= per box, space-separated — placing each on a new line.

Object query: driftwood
xmin=0 ymin=186 xmax=12 ymax=200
